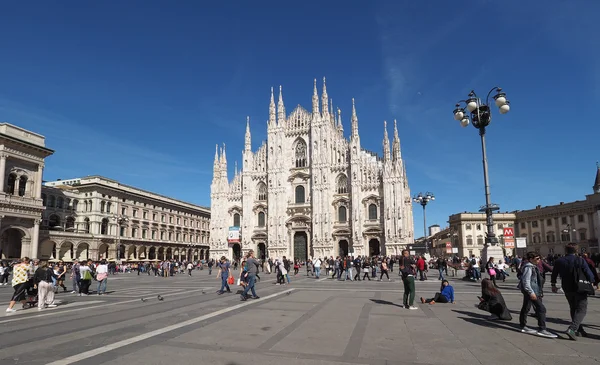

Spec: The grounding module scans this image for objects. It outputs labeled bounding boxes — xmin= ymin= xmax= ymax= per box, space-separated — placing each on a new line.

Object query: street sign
xmin=227 ymin=226 xmax=240 ymax=243
xmin=504 ymin=237 xmax=515 ymax=248
xmin=503 ymin=227 xmax=514 ymax=237
xmin=445 ymin=242 xmax=452 ymax=254
xmin=516 ymin=237 xmax=527 ymax=248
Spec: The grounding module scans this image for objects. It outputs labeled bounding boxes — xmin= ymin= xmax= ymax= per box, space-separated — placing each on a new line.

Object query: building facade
xmin=210 ymin=79 xmax=414 ymax=262
xmin=448 ymin=213 xmax=517 ymax=258
xmin=0 ymin=123 xmax=54 ymax=260
xmin=39 ymin=176 xmax=211 ymax=262
xmin=514 ymin=168 xmax=600 ymax=255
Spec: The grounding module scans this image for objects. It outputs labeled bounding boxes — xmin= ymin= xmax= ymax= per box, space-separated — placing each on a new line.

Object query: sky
xmin=1 ymin=0 xmax=599 ymax=236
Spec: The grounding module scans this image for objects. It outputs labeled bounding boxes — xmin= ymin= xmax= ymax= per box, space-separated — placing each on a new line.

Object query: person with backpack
xmin=551 ymin=243 xmax=595 ymax=340
xmin=519 ymin=252 xmax=557 ymax=338
xmin=470 ymin=255 xmax=481 ymax=281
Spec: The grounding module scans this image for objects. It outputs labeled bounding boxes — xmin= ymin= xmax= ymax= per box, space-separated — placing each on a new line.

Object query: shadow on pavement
xmin=452 ymin=310 xmax=521 ymax=331
xmin=370 ymin=299 xmax=404 ymax=308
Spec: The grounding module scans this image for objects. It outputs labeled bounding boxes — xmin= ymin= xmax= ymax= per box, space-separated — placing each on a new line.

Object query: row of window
xmin=465 ymin=223 xmax=511 ymax=231
xmin=231 ymin=204 xmax=379 ymax=227
xmin=522 ymin=215 xmax=585 ymax=229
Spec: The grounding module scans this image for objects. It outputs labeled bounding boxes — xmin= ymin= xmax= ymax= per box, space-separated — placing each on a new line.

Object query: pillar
xmin=0 ymin=154 xmax=6 ymax=192
xmin=14 ymin=177 xmax=20 ymax=196
xmin=31 ymin=220 xmax=40 ymax=259
xmin=36 ymin=165 xmax=44 ymax=198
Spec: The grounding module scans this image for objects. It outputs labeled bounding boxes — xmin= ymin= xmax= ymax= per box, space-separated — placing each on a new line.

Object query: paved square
xmin=1 ymin=270 xmax=598 ymax=365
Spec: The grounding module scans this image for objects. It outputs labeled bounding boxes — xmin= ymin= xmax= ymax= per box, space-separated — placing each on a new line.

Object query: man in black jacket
xmin=551 ymin=243 xmax=595 ymax=340
xmin=33 ymin=262 xmax=57 ymax=310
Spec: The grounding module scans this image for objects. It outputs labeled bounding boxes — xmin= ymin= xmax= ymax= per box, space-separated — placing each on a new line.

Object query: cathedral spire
xmin=383 ymin=121 xmax=390 ymax=161
xmin=594 ymin=161 xmax=600 ymax=194
xmin=392 ymin=119 xmax=401 ymax=161
xmin=221 ymin=143 xmax=227 ymax=166
xmin=234 ymin=161 xmax=238 ymax=176
xmin=269 ymin=87 xmax=276 ymax=128
xmin=312 ymin=79 xmax=320 ymax=115
xmin=321 ymin=77 xmax=329 ymax=116
xmin=351 ymin=98 xmax=359 ymax=139
xmin=337 ymin=107 xmax=343 ymax=130
xmin=277 ymin=85 xmax=286 ymax=126
xmin=213 ymin=144 xmax=220 ymax=177
xmin=245 ymin=116 xmax=251 ymax=151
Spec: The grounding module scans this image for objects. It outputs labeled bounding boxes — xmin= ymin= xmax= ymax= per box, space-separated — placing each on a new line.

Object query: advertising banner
xmin=227 ymin=226 xmax=240 ymax=244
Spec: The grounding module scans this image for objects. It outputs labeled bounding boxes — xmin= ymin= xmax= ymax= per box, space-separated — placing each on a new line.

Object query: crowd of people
xmin=2 ymin=243 xmax=598 ymax=342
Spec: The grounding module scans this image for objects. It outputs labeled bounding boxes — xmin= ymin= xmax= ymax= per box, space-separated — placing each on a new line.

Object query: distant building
xmin=428 ymin=224 xmax=441 ymax=237
xmin=514 ymin=165 xmax=600 ymax=255
xmin=40 ymin=176 xmax=211 ymax=262
xmin=447 ymin=213 xmax=517 ymax=258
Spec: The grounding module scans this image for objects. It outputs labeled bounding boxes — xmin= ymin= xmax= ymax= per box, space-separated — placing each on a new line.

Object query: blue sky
xmin=1 ymin=1 xmax=599 ymax=235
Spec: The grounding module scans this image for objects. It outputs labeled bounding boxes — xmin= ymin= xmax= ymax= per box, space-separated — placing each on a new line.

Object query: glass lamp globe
xmin=460 ymin=118 xmax=470 ymax=127
xmin=499 ymin=103 xmax=510 ymax=114
xmin=431 ymin=196 xmax=435 ymax=201
xmin=494 ymin=95 xmax=506 ymax=107
xmin=453 ymin=110 xmax=464 ymax=121
xmin=466 ymin=99 xmax=478 ymax=112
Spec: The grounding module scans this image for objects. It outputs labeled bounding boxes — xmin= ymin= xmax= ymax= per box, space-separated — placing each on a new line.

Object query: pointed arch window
xmin=336 ymin=174 xmax=348 ymax=194
xmin=368 ymin=204 xmax=378 ymax=220
xmin=233 ymin=213 xmax=241 ymax=227
xmin=295 ymin=185 xmax=305 ymax=204
xmin=257 ymin=182 xmax=267 ymax=201
xmin=295 ymin=139 xmax=307 ymax=168
xmin=338 ymin=206 xmax=347 ymax=223
xmin=258 ymin=212 xmax=265 ymax=227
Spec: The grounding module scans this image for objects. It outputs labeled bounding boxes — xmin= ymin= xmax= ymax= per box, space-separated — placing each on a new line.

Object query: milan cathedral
xmin=209 ymin=78 xmax=414 ymax=262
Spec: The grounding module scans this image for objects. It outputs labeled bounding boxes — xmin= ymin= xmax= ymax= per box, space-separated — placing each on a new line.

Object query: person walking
xmin=241 ymin=250 xmax=260 ymax=301
xmin=216 ymin=256 xmax=232 ymax=295
xmin=5 ymin=257 xmax=30 ymax=313
xmin=551 ymin=243 xmax=595 ymax=340
xmin=519 ymin=252 xmax=557 ymax=338
xmin=33 ymin=261 xmax=57 ymax=310
xmin=399 ymin=250 xmax=417 ymax=310
xmin=96 ymin=260 xmax=109 ymax=295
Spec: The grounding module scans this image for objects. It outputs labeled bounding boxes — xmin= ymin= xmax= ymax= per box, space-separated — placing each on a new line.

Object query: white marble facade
xmin=210 ymin=79 xmax=414 ymax=262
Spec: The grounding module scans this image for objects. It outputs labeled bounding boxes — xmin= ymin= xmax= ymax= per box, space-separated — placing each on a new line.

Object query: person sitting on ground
xmin=420 ymin=280 xmax=455 ymax=305
xmin=477 ymin=278 xmax=512 ymax=320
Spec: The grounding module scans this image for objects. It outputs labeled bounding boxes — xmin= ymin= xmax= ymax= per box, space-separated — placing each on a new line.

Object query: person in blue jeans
xmin=216 ymin=256 xmax=231 ymax=295
xmin=241 ymin=250 xmax=260 ymax=301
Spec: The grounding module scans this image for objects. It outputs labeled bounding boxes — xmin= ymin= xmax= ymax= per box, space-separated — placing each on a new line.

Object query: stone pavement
xmin=0 ymin=270 xmax=598 ymax=365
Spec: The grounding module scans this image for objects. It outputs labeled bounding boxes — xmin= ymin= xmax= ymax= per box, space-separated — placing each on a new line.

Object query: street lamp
xmin=113 ymin=215 xmax=129 ymax=261
xmin=562 ymin=224 xmax=576 ymax=243
xmin=453 ymin=87 xmax=510 ymax=252
xmin=413 ymin=192 xmax=435 ymax=253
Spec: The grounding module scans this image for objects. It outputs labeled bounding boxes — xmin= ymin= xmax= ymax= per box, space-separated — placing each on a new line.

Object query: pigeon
xmin=157 ymin=295 xmax=164 ymax=301
xmin=286 ymin=291 xmax=291 ymax=295
xmin=202 ymin=290 xmax=206 ymax=295
xmin=141 ymin=298 xmax=146 ymax=302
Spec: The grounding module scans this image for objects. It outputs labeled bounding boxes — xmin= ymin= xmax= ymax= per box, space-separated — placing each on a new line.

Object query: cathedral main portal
xmin=293 ymin=232 xmax=308 ymax=262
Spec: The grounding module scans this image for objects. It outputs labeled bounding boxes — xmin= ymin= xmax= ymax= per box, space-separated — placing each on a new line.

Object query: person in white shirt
xmin=312 ymin=257 xmax=322 ymax=279
xmin=496 ymin=260 xmax=508 ymax=282
xmin=187 ymin=262 xmax=193 ymax=276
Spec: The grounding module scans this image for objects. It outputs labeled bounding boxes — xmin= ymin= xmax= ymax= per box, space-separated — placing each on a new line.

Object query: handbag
xmin=488 ymin=268 xmax=497 ymax=276
xmin=574 ymin=258 xmax=595 ymax=296
xmin=227 ymin=276 xmax=234 ymax=285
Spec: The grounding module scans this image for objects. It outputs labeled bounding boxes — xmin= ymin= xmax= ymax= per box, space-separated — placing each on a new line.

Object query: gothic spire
xmin=383 ymin=121 xmax=390 ymax=161
xmin=214 ymin=143 xmax=219 ymax=166
xmin=269 ymin=87 xmax=276 ymax=127
xmin=351 ymin=98 xmax=359 ymax=139
xmin=594 ymin=161 xmax=600 ymax=194
xmin=321 ymin=77 xmax=329 ymax=116
xmin=221 ymin=143 xmax=227 ymax=166
xmin=392 ymin=119 xmax=401 ymax=161
xmin=312 ymin=79 xmax=320 ymax=115
xmin=234 ymin=161 xmax=238 ymax=176
xmin=337 ymin=107 xmax=343 ymax=130
xmin=245 ymin=116 xmax=251 ymax=151
xmin=277 ymin=85 xmax=285 ymax=126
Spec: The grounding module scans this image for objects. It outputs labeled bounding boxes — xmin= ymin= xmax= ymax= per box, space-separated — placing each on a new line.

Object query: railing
xmin=0 ymin=193 xmax=43 ymax=208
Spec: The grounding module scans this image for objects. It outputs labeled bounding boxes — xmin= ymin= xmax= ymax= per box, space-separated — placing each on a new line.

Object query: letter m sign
xmin=503 ymin=227 xmax=514 ymax=237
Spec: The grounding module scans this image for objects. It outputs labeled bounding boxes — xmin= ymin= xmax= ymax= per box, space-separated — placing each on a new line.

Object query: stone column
xmin=0 ymin=154 xmax=6 ymax=193
xmin=14 ymin=177 xmax=20 ymax=196
xmin=31 ymin=220 xmax=40 ymax=259
xmin=36 ymin=165 xmax=44 ymax=198
xmin=22 ymin=238 xmax=32 ymax=259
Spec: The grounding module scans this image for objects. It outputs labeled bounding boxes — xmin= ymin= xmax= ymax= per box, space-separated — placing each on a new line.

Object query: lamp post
xmin=453 ymin=87 xmax=510 ymax=258
xmin=562 ymin=224 xmax=576 ymax=243
xmin=113 ymin=214 xmax=129 ymax=261
xmin=413 ymin=192 xmax=435 ymax=253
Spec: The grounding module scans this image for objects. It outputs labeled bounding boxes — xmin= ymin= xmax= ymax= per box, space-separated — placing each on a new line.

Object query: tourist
xmin=6 ymin=257 xmax=30 ymax=313
xmin=519 ymin=252 xmax=557 ymax=338
xmin=399 ymin=250 xmax=417 ymax=310
xmin=485 ymin=257 xmax=499 ymax=288
xmin=33 ymin=261 xmax=56 ymax=310
xmin=379 ymin=259 xmax=390 ymax=281
xmin=420 ymin=280 xmax=454 ymax=304
xmin=70 ymin=259 xmax=80 ymax=293
xmin=240 ymin=250 xmax=260 ymax=301
xmin=216 ymin=256 xmax=232 ymax=294
xmin=96 ymin=260 xmax=109 ymax=295
xmin=477 ymin=278 xmax=512 ymax=320
xmin=78 ymin=260 xmax=94 ymax=296
xmin=551 ymin=243 xmax=595 ymax=340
